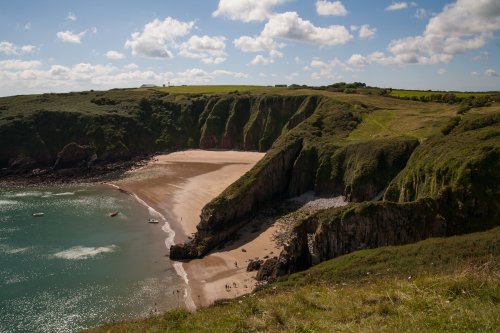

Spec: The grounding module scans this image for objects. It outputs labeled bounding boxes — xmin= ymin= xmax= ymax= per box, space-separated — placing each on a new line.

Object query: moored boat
xmin=32 ymin=212 xmax=44 ymax=217
xmin=109 ymin=211 xmax=119 ymax=217
xmin=147 ymin=218 xmax=159 ymax=224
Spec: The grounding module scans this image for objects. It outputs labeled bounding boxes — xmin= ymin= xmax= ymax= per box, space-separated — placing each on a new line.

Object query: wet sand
xmin=114 ymin=150 xmax=280 ymax=308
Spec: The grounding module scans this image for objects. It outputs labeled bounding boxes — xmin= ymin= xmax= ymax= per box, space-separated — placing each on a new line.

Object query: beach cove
xmin=113 ymin=150 xmax=285 ymax=308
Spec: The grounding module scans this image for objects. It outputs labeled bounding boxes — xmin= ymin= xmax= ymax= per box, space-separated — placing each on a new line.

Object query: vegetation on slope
xmin=266 ymin=112 xmax=499 ymax=279
xmin=385 ymin=112 xmax=500 ymax=232
xmin=86 ymin=227 xmax=500 ymax=333
xmin=0 ymin=90 xmax=313 ymax=170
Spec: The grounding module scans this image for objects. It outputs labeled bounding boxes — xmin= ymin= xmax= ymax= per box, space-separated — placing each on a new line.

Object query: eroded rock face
xmin=170 ymin=138 xmax=304 ymax=259
xmin=169 ymin=104 xmax=423 ymax=261
xmin=262 ymin=199 xmax=446 ymax=280
xmin=53 ymin=142 xmax=95 ymax=169
xmin=256 ymin=257 xmax=278 ymax=281
xmin=247 ymin=259 xmax=264 ymax=272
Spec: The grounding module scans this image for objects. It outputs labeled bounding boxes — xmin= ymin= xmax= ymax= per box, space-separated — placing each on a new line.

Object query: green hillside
xmin=85 ymin=227 xmax=500 ymax=333
xmin=1 ymin=86 xmax=498 ymax=333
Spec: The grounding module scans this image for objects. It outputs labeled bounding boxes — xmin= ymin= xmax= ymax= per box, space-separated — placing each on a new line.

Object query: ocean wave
xmin=5 ymin=247 xmax=31 ymax=254
xmin=5 ymin=191 xmax=43 ymax=198
xmin=41 ymin=192 xmax=75 ymax=198
xmin=119 ymin=186 xmax=194 ymax=309
xmin=0 ymin=199 xmax=19 ymax=206
xmin=53 ymin=245 xmax=118 ymax=260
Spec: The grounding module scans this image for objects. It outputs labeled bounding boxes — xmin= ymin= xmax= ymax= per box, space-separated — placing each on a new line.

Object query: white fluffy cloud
xmin=234 ymin=35 xmax=283 ymax=53
xmin=124 ymin=63 xmax=138 ymax=70
xmin=316 ymin=1 xmax=348 ymax=16
xmin=306 ymin=58 xmax=348 ymax=80
xmin=385 ymin=2 xmax=409 ymax=11
xmin=0 ymin=59 xmax=42 ymax=70
xmin=262 ymin=12 xmax=352 ymax=46
xmin=250 ymin=55 xmax=270 ymax=65
xmin=485 ymin=69 xmax=498 ymax=77
xmin=364 ymin=0 xmax=500 ymax=66
xmin=347 ymin=54 xmax=370 ymax=67
xmin=212 ymin=69 xmax=249 ymax=78
xmin=359 ymin=25 xmax=376 ymax=39
xmin=0 ymin=41 xmax=36 ymax=55
xmin=57 ymin=30 xmax=86 ymax=44
xmin=0 ymin=60 xmax=250 ymax=94
xmin=125 ymin=17 xmax=194 ymax=58
xmin=174 ymin=68 xmax=248 ymax=84
xmin=179 ymin=35 xmax=227 ymax=64
xmin=235 ymin=11 xmax=352 ymax=57
xmin=213 ymin=0 xmax=286 ymax=22
xmin=105 ymin=51 xmax=125 ymax=60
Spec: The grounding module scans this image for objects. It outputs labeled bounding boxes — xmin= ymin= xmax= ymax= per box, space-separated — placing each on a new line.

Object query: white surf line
xmin=106 ymin=182 xmax=196 ymax=310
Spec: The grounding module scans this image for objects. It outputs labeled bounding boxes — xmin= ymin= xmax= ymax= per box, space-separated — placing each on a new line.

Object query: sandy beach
xmin=114 ymin=150 xmax=281 ymax=308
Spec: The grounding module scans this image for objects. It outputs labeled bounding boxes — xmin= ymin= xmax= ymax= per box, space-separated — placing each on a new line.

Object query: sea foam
xmin=53 ymin=245 xmax=118 ymax=260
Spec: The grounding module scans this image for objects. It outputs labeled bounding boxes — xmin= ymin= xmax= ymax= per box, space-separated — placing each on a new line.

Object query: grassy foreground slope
xmin=86 ymin=227 xmax=499 ymax=333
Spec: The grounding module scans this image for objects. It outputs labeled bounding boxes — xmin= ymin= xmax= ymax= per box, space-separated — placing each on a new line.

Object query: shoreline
xmin=112 ymin=150 xmax=272 ymax=309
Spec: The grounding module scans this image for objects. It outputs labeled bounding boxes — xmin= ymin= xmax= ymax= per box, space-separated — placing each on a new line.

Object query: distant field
xmin=390 ymin=89 xmax=490 ymax=98
xmin=138 ymin=85 xmax=279 ymax=95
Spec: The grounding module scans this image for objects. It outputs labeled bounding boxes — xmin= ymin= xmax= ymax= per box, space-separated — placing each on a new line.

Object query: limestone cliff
xmin=259 ymin=113 xmax=499 ymax=280
xmin=170 ymin=101 xmax=420 ymax=259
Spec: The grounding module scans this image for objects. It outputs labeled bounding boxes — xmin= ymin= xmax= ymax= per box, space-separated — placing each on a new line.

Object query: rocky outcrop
xmin=246 ymin=259 xmax=264 ymax=272
xmin=199 ymin=95 xmax=313 ymax=151
xmin=258 ymin=113 xmax=500 ymax=281
xmin=0 ymin=93 xmax=321 ymax=173
xmin=170 ymin=138 xmax=304 ymax=259
xmin=261 ymin=199 xmax=445 ymax=280
xmin=170 ymin=102 xmax=422 ymax=260
xmin=53 ymin=142 xmax=95 ymax=169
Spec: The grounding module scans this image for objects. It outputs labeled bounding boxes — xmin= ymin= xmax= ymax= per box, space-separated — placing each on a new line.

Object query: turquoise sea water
xmin=0 ymin=185 xmax=184 ymax=333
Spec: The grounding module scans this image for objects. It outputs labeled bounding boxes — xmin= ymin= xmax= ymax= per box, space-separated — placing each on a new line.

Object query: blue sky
xmin=0 ymin=0 xmax=499 ymax=96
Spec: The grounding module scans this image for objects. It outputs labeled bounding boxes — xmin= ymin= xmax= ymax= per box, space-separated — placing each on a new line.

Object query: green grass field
xmin=85 ymin=227 xmax=500 ymax=333
xmin=389 ymin=89 xmax=491 ymax=98
xmin=139 ymin=85 xmax=282 ymax=95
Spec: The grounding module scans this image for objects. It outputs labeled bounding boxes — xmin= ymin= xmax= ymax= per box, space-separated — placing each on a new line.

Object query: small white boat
xmin=147 ymin=218 xmax=159 ymax=224
xmin=109 ymin=211 xmax=119 ymax=217
xmin=32 ymin=212 xmax=44 ymax=217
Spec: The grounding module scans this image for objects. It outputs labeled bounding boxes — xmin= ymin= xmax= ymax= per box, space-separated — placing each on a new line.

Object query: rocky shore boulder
xmin=246 ymin=259 xmax=264 ymax=272
xmin=53 ymin=142 xmax=95 ymax=169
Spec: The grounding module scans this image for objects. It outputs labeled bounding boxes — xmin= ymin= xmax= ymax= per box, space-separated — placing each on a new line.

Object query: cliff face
xmin=2 ymin=89 xmax=498 ymax=281
xmin=0 ymin=92 xmax=314 ymax=172
xmin=267 ymin=200 xmax=444 ymax=280
xmin=199 ymin=95 xmax=314 ymax=151
xmin=170 ymin=138 xmax=304 ymax=258
xmin=171 ymin=100 xmax=420 ymax=259
xmin=260 ymin=113 xmax=500 ymax=280
xmin=314 ymin=137 xmax=419 ymax=201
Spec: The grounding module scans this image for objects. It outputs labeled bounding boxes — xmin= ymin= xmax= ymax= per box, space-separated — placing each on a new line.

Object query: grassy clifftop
xmin=86 ymin=227 xmax=500 ymax=333
xmin=385 ymin=112 xmax=500 ymax=232
xmin=2 ymin=86 xmax=498 ymax=332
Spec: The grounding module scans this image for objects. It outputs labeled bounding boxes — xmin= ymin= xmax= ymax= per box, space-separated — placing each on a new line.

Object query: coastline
xmin=111 ymin=150 xmax=275 ymax=309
